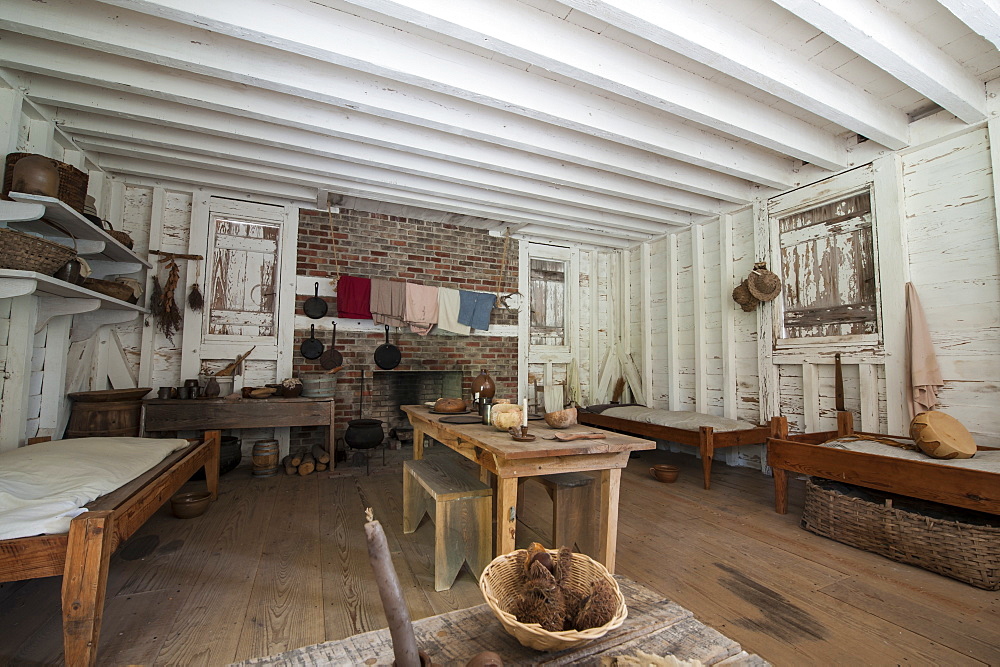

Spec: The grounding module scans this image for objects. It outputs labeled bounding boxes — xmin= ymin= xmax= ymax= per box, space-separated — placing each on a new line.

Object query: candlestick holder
xmin=509 ymin=425 xmax=536 ymax=442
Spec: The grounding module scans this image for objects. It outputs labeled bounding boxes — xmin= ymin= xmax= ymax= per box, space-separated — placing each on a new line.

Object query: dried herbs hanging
xmin=187 ymin=260 xmax=204 ymax=312
xmin=149 ymin=276 xmax=165 ymax=319
xmin=156 ymin=255 xmax=183 ymax=342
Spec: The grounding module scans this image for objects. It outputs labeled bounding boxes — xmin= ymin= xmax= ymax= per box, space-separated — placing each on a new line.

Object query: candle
xmin=522 ymin=398 xmax=529 ymax=427
xmin=364 ymin=508 xmax=421 ymax=667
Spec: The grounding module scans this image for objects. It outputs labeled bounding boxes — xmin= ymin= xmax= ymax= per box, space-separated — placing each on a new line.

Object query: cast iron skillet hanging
xmin=373 ymin=324 xmax=401 ymax=370
xmin=320 ymin=321 xmax=343 ymax=370
xmin=303 ymin=282 xmax=328 ymax=319
xmin=300 ymin=324 xmax=324 ymax=359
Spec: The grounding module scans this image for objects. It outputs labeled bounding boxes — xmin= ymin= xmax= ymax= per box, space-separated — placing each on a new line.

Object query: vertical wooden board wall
xmin=648 ymin=237 xmax=669 ymax=406
xmin=731 ymin=208 xmax=761 ymax=429
xmin=674 ymin=229 xmax=695 ymax=408
xmin=902 ymin=128 xmax=1000 ymax=445
xmin=700 ymin=221 xmax=724 ymax=413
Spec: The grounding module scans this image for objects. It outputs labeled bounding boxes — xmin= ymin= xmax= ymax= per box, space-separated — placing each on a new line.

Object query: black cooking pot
xmin=345 ymin=419 xmax=384 ymax=450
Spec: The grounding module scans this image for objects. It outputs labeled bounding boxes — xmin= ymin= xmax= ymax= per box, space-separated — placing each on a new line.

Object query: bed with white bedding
xmin=0 ymin=434 xmax=220 ymax=666
xmin=579 ymin=404 xmax=787 ymax=489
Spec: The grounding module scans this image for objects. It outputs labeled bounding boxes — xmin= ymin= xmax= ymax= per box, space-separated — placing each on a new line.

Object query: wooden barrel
xmin=251 ymin=439 xmax=279 ymax=477
xmin=65 ymin=388 xmax=151 ymax=438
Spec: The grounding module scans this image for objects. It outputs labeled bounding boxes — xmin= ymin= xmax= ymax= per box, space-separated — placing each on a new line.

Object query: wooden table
xmin=142 ymin=397 xmax=336 ymax=466
xmin=401 ymin=405 xmax=655 ymax=573
xmin=234 ymin=575 xmax=768 ymax=666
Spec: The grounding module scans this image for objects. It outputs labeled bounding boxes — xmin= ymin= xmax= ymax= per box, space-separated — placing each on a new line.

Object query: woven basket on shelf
xmin=103 ymin=220 xmax=134 ymax=249
xmin=3 ymin=152 xmax=89 ymax=213
xmin=82 ymin=277 xmax=135 ymax=302
xmin=0 ymin=228 xmax=77 ymax=275
xmin=802 ymin=477 xmax=1000 ymax=590
xmin=479 ymin=549 xmax=627 ymax=651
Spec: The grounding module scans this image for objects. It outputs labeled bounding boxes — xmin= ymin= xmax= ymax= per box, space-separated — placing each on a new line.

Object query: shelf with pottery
xmin=4 ymin=193 xmax=151 ymax=268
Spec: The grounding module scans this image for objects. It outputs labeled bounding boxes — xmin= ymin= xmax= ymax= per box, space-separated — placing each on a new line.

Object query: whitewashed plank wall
xmin=630 ymin=124 xmax=1000 ymax=464
xmin=902 ymin=128 xmax=1000 ymax=445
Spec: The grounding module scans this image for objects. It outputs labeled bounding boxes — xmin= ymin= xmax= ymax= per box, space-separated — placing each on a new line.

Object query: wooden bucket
xmin=65 ymin=388 xmax=150 ymax=438
xmin=251 ymin=439 xmax=279 ymax=477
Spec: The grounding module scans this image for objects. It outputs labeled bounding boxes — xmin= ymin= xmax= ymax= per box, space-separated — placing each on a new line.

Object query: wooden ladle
xmin=540 ymin=432 xmax=606 ymax=441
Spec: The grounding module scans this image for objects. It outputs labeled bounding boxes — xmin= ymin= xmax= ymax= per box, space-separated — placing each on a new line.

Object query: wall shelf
xmin=0 ymin=270 xmax=148 ymax=311
xmin=6 ymin=192 xmax=152 ymax=268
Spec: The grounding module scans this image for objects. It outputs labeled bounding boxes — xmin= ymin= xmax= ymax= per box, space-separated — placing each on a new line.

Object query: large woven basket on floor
xmin=802 ymin=477 xmax=1000 ymax=590
xmin=0 ymin=228 xmax=77 ymax=275
xmin=479 ymin=549 xmax=627 ymax=651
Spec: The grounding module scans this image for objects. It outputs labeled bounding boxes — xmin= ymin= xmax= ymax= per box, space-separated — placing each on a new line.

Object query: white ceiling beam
xmin=333 ymin=0 xmax=849 ymax=169
xmin=771 ymin=0 xmax=987 ymax=123
xmin=552 ymin=0 xmax=910 ymax=150
xmin=938 ymin=0 xmax=1000 ymax=52
xmin=0 ymin=31 xmax=753 ymax=205
xmin=90 ymin=146 xmax=660 ymax=241
xmin=56 ymin=108 xmax=695 ymax=226
xmin=81 ymin=0 xmax=799 ymax=187
xmin=75 ymin=132 xmax=685 ymax=233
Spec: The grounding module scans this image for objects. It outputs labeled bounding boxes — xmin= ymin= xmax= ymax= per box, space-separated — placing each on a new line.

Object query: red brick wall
xmin=291 ymin=208 xmax=519 ymax=455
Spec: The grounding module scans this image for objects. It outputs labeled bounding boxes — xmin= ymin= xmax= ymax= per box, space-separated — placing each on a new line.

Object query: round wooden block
xmin=910 ymin=411 xmax=977 ymax=459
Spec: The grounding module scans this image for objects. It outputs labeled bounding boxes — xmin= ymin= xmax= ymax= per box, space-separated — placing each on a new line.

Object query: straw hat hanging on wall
xmin=747 ymin=263 xmax=782 ymax=301
xmin=731 ymin=279 xmax=760 ymax=312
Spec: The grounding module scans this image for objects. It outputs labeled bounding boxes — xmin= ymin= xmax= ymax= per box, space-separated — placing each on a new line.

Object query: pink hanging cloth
xmin=906 ymin=282 xmax=944 ymax=419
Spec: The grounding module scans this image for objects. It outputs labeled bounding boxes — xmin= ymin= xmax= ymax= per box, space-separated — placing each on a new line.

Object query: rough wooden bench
xmin=402 ymin=457 xmax=492 ymax=591
xmin=517 ymin=472 xmax=597 ymax=555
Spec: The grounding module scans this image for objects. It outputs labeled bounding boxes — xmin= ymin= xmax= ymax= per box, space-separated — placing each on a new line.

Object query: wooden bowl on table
xmin=649 ymin=464 xmax=679 ymax=483
xmin=544 ymin=407 xmax=577 ymax=429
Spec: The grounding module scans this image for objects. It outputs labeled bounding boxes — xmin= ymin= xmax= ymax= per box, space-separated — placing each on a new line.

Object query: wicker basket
xmin=479 ymin=549 xmax=627 ymax=651
xmin=802 ymin=477 xmax=1000 ymax=590
xmin=103 ymin=220 xmax=134 ymax=249
xmin=82 ymin=277 xmax=135 ymax=302
xmin=3 ymin=152 xmax=89 ymax=213
xmin=0 ymin=228 xmax=77 ymax=275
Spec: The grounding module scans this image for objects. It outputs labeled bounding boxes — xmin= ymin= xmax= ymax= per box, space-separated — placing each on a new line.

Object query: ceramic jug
xmin=11 ymin=154 xmax=59 ymax=198
xmin=471 ymin=368 xmax=495 ymax=400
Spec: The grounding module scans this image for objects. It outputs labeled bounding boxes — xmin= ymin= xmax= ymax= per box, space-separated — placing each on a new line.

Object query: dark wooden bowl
xmin=170 ymin=491 xmax=212 ymax=519
xmin=649 ymin=464 xmax=679 ymax=483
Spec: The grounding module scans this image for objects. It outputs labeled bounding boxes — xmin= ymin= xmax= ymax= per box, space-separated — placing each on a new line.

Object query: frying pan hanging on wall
xmin=300 ymin=324 xmax=324 ymax=359
xmin=320 ymin=321 xmax=343 ymax=370
xmin=303 ymin=282 xmax=328 ymax=319
xmin=374 ymin=324 xmax=401 ymax=370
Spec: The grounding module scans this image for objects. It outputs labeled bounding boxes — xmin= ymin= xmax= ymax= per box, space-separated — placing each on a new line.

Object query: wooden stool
xmin=517 ymin=472 xmax=597 ymax=556
xmin=403 ymin=458 xmax=493 ymax=591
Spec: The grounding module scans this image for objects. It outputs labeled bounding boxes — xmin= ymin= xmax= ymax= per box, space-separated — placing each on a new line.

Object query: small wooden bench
xmin=403 ymin=457 xmax=492 ymax=591
xmin=517 ymin=472 xmax=597 ymax=556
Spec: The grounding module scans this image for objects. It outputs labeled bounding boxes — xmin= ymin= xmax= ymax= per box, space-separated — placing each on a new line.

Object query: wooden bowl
xmin=170 ymin=491 xmax=212 ymax=519
xmin=544 ymin=407 xmax=577 ymax=429
xmin=649 ymin=464 xmax=679 ymax=483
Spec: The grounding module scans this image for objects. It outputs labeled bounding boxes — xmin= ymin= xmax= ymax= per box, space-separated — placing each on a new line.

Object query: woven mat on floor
xmin=231 ymin=576 xmax=769 ymax=666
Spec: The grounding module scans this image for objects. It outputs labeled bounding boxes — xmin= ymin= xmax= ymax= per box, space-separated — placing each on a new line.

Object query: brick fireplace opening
xmin=363 ymin=370 xmax=463 ymax=446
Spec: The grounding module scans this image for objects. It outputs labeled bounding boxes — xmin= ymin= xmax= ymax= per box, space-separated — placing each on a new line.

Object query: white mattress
xmin=600 ymin=406 xmax=758 ymax=433
xmin=0 ymin=436 xmax=189 ymax=540
xmin=821 ymin=437 xmax=1000 ymax=473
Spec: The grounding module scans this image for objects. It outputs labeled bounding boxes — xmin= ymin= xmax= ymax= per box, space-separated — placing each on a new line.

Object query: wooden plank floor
xmin=1 ymin=446 xmax=997 ymax=666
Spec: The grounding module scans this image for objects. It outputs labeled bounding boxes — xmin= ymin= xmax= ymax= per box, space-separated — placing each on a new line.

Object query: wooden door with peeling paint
xmin=206 ymin=218 xmax=279 ymax=340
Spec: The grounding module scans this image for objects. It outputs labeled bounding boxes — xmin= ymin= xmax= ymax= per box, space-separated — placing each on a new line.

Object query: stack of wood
xmin=282 ymin=444 xmax=331 ymax=476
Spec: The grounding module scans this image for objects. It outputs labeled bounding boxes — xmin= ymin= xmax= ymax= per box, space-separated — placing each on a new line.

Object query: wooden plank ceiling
xmin=1 ymin=0 xmax=998 ymax=247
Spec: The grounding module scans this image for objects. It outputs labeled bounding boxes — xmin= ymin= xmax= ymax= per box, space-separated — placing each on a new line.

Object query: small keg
xmin=251 ymin=439 xmax=279 ymax=478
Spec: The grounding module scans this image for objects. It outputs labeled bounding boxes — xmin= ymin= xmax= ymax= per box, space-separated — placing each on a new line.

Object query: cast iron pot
xmin=344 ymin=419 xmax=384 ymax=450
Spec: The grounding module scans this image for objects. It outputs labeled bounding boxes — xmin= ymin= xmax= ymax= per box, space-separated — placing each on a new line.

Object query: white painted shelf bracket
xmin=71 ymin=310 xmax=140 ymax=343
xmin=36 ymin=296 xmax=101 ymax=333
xmin=0 ymin=278 xmax=37 ymax=300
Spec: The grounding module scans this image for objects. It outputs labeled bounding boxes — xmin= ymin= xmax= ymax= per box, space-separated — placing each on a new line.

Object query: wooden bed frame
xmin=0 ymin=430 xmax=221 ymax=666
xmin=767 ymin=412 xmax=1000 ymax=516
xmin=578 ymin=409 xmax=788 ymax=489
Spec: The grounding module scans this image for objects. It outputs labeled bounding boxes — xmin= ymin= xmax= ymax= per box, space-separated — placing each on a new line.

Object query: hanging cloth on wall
xmin=337 ymin=275 xmax=372 ymax=319
xmin=906 ymin=282 xmax=944 ymax=418
xmin=370 ymin=278 xmax=407 ymax=328
xmin=436 ymin=287 xmax=470 ymax=335
xmin=457 ymin=290 xmax=496 ymax=331
xmin=404 ymin=282 xmax=438 ymax=335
